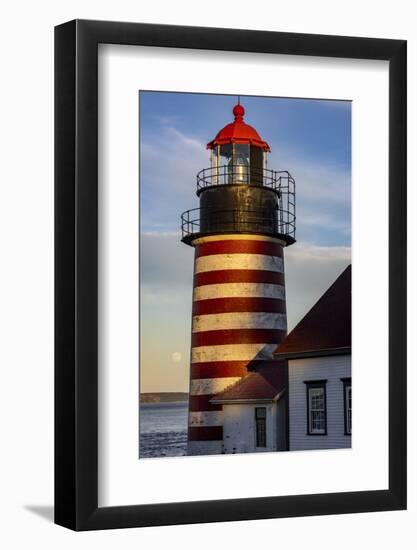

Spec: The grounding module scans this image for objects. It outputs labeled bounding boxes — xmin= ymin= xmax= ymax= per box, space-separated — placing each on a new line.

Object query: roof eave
xmin=211 ymin=389 xmax=286 ymax=405
xmin=274 ymin=346 xmax=351 ymax=361
xmin=210 ymin=397 xmax=275 ymax=405
xmin=206 ymin=139 xmax=271 ymax=151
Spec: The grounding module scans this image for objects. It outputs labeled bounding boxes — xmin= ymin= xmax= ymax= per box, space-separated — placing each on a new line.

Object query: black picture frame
xmin=55 ymin=19 xmax=407 ymax=531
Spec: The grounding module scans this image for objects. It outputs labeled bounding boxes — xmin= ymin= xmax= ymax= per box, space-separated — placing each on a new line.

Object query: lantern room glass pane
xmin=250 ymin=146 xmax=264 ymax=186
xmin=234 ymin=143 xmax=250 ymax=160
xmin=210 ymin=146 xmax=219 ymax=185
xmin=228 ymin=143 xmax=249 ymax=184
xmin=219 ymin=143 xmax=233 ymax=161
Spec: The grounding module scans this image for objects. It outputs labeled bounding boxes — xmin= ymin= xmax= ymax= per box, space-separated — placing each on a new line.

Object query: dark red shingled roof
xmin=211 ymin=362 xmax=287 ymax=403
xmin=274 ymin=265 xmax=351 ymax=359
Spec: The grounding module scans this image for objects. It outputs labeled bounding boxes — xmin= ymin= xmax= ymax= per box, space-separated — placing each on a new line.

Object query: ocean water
xmin=139 ymin=402 xmax=188 ymax=458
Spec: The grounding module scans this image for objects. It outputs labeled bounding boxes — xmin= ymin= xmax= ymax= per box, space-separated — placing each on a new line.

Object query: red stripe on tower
xmin=188 ymin=394 xmax=223 ymax=412
xmin=193 ymin=297 xmax=286 ymax=316
xmin=190 ymin=361 xmax=251 ymax=379
xmin=188 ymin=427 xmax=223 ymax=441
xmin=195 ymin=239 xmax=284 ymax=258
xmin=192 ymin=328 xmax=286 ymax=347
xmin=194 ymin=269 xmax=285 ymax=287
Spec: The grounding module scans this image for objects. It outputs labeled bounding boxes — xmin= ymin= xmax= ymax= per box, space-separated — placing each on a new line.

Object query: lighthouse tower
xmin=181 ymin=102 xmax=296 ymax=455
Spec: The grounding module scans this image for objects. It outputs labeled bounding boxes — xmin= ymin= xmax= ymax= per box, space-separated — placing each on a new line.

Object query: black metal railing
xmin=181 ymin=206 xmax=296 ymax=245
xmin=181 ymin=166 xmax=296 ymax=244
xmin=196 ymin=165 xmax=294 ymax=195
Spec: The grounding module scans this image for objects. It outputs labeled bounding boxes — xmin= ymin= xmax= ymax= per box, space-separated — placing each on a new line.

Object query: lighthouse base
xmin=188 ymin=440 xmax=223 ymax=456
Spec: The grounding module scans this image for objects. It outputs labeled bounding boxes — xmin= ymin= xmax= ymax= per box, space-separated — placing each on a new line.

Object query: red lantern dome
xmin=206 ymin=103 xmax=271 ymax=152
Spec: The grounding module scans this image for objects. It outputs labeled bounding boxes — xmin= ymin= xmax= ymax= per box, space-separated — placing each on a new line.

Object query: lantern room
xmin=181 ymin=101 xmax=296 ymax=247
xmin=206 ymin=103 xmax=270 ymax=186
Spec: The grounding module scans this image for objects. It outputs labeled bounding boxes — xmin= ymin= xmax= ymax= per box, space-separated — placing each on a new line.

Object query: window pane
xmin=308 ymin=385 xmax=326 ymax=434
xmin=345 ymin=385 xmax=352 ymax=434
xmin=255 ymin=407 xmax=267 ymax=446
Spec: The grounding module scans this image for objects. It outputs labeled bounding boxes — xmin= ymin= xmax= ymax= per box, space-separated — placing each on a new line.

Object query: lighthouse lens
xmin=228 ymin=152 xmax=249 ymax=184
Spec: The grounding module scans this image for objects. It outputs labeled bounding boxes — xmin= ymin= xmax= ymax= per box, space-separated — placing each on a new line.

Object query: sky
xmin=139 ymin=91 xmax=351 ymax=393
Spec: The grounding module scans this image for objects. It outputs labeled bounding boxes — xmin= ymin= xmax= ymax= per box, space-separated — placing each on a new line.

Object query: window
xmin=305 ymin=381 xmax=327 ymax=435
xmin=342 ymin=378 xmax=352 ymax=435
xmin=255 ymin=407 xmax=267 ymax=447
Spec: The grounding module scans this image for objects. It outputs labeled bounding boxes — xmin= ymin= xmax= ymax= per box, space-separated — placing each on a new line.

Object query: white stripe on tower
xmin=189 ymin=411 xmax=224 ymax=427
xmin=192 ymin=343 xmax=279 ymax=363
xmin=190 ymin=377 xmax=243 ymax=395
xmin=195 ymin=253 xmax=284 ymax=273
xmin=187 ymin=234 xmax=288 ymax=456
xmin=194 ymin=282 xmax=285 ymax=301
xmin=192 ymin=312 xmax=287 ymax=332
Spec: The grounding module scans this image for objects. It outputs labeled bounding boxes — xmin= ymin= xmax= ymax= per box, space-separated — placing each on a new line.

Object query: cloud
xmin=140 ymin=125 xmax=208 ymax=232
xmin=140 ymin=231 xmax=194 ymax=305
xmin=268 ymin=146 xmax=351 ymax=245
xmin=146 ymin=114 xmax=182 ymax=127
xmin=284 ymin=244 xmax=351 ymax=329
xmin=164 ymin=127 xmax=203 ymax=153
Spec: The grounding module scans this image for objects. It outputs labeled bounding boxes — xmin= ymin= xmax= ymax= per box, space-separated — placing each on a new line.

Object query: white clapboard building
xmin=209 ymin=265 xmax=351 ymax=453
xmin=274 ymin=265 xmax=351 ymax=451
xmin=211 ymin=362 xmax=288 ymax=453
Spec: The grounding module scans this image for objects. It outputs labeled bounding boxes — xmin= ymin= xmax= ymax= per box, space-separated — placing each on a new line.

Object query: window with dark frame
xmin=305 ymin=381 xmax=327 ymax=435
xmin=342 ymin=378 xmax=352 ymax=435
xmin=255 ymin=407 xmax=267 ymax=447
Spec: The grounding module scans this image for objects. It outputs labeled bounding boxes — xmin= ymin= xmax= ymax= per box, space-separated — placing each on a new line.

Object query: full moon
xmin=171 ymin=352 xmax=182 ymax=364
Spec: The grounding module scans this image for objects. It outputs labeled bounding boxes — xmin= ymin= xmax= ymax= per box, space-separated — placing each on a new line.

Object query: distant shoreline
xmin=140 ymin=392 xmax=189 ymax=404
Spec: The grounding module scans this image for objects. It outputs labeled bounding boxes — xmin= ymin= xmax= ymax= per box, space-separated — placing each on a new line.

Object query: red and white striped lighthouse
xmin=181 ymin=102 xmax=296 ymax=455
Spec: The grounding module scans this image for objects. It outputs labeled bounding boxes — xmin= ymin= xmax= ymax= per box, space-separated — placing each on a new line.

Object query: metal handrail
xmin=181 ymin=206 xmax=296 ymax=243
xmin=196 ymin=165 xmax=295 ymax=195
xmin=182 ymin=166 xmax=296 ymax=244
